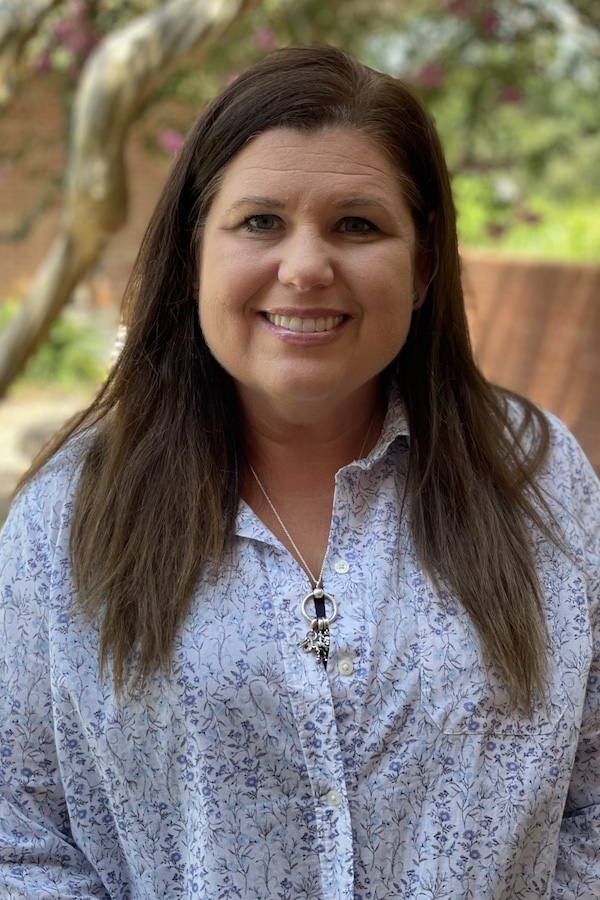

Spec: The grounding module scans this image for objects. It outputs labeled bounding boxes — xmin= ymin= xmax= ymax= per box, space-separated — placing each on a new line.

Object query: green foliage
xmin=0 ymin=300 xmax=109 ymax=389
xmin=455 ymin=183 xmax=600 ymax=260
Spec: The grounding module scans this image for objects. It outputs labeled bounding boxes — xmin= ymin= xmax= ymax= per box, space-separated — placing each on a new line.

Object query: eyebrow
xmin=335 ymin=197 xmax=389 ymax=210
xmin=228 ymin=196 xmax=286 ymax=210
xmin=227 ymin=195 xmax=390 ymax=213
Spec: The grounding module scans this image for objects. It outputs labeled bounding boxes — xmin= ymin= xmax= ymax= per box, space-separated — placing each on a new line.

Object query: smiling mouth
xmin=264 ymin=313 xmax=345 ymax=333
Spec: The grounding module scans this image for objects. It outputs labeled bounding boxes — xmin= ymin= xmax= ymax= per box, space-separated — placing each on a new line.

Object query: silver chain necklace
xmin=248 ymin=410 xmax=376 ymax=666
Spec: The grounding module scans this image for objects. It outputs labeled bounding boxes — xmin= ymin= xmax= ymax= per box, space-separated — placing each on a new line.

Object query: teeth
xmin=265 ymin=313 xmax=344 ymax=333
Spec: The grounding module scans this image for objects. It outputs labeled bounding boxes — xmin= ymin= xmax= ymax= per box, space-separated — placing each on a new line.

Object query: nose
xmin=277 ymin=230 xmax=335 ymax=291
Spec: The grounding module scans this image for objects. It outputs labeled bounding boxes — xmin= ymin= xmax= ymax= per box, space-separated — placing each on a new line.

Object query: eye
xmin=337 ymin=216 xmax=380 ymax=235
xmin=242 ymin=214 xmax=280 ymax=233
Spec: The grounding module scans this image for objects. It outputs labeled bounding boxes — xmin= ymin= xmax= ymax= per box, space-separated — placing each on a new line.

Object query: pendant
xmin=301 ymin=588 xmax=338 ymax=625
xmin=299 ymin=625 xmax=330 ymax=665
xmin=299 ymin=589 xmax=338 ymax=666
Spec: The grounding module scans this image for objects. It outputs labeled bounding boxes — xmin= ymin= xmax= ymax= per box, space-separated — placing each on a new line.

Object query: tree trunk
xmin=0 ymin=0 xmax=64 ymax=106
xmin=0 ymin=0 xmax=257 ymax=397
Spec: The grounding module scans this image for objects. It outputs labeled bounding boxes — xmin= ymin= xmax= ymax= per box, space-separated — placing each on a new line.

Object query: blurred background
xmin=1 ymin=0 xmax=599 ymax=520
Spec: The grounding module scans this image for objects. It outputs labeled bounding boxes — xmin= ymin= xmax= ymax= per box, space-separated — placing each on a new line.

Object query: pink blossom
xmin=480 ymin=10 xmax=499 ymax=36
xmin=487 ymin=222 xmax=506 ymax=238
xmin=252 ymin=26 xmax=278 ymax=52
xmin=499 ymin=85 xmax=523 ymax=104
xmin=444 ymin=0 xmax=473 ymax=15
xmin=414 ymin=64 xmax=445 ymax=89
xmin=53 ymin=15 xmax=98 ymax=56
xmin=518 ymin=208 xmax=542 ymax=225
xmin=158 ymin=129 xmax=185 ymax=157
xmin=33 ymin=49 xmax=53 ymax=74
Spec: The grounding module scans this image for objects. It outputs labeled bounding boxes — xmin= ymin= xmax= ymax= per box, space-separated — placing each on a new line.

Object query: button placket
xmin=330 ymin=555 xmax=358 ymax=682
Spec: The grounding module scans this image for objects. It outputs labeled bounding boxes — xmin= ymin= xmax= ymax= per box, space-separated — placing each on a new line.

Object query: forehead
xmin=212 ymin=127 xmax=407 ymax=205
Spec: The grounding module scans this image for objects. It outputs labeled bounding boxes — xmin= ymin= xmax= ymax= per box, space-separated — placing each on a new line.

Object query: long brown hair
xmin=22 ymin=45 xmax=554 ymax=708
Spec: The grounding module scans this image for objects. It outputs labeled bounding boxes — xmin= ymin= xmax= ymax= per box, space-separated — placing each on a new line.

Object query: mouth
xmin=263 ymin=312 xmax=345 ymax=333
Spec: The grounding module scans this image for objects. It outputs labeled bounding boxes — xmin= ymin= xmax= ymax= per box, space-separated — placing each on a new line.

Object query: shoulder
xmin=1 ymin=433 xmax=90 ymax=569
xmin=538 ymin=409 xmax=599 ymax=513
xmin=0 ymin=440 xmax=89 ymax=669
xmin=502 ymin=392 xmax=597 ymax=494
xmin=531 ymin=407 xmax=599 ymax=561
xmin=499 ymin=391 xmax=599 ymax=542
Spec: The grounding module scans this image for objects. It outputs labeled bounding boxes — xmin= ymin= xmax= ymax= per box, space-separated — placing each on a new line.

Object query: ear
xmin=411 ymin=288 xmax=426 ymax=310
xmin=411 ymin=257 xmax=431 ymax=310
xmin=412 ymin=212 xmax=437 ymax=309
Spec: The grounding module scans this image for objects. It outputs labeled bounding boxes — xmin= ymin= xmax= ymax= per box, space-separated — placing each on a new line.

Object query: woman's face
xmin=198 ymin=127 xmax=426 ymax=418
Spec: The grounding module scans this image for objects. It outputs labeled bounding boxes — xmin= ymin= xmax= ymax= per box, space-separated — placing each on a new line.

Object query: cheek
xmin=201 ymin=248 xmax=269 ymax=314
xmin=362 ymin=246 xmax=415 ymax=291
xmin=198 ymin=280 xmax=252 ymax=369
xmin=197 ymin=276 xmax=227 ymax=351
xmin=197 ymin=263 xmax=233 ymax=326
xmin=367 ymin=281 xmax=415 ymax=357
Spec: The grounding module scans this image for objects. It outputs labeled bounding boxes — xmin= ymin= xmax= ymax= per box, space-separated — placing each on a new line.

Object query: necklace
xmin=248 ymin=409 xmax=376 ymax=667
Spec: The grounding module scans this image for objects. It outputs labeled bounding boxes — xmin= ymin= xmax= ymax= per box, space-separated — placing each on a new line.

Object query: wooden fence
xmin=462 ymin=253 xmax=600 ymax=473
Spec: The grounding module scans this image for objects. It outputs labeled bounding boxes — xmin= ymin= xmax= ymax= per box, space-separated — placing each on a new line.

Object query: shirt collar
xmin=235 ymin=382 xmax=410 ymax=539
xmin=351 ymin=382 xmax=410 ymax=472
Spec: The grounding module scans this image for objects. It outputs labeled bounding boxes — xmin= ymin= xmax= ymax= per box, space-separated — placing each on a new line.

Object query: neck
xmin=240 ymin=384 xmax=386 ymax=582
xmin=240 ymin=381 xmax=385 ymax=479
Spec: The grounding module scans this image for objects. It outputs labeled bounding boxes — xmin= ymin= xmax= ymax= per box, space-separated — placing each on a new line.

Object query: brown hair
xmin=22 ymin=45 xmax=554 ymax=708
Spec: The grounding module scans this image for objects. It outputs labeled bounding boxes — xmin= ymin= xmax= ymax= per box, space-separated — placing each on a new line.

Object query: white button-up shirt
xmin=1 ymin=392 xmax=599 ymax=898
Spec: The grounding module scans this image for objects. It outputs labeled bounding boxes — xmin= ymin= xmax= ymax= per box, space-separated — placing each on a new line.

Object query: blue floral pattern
xmin=1 ymin=392 xmax=599 ymax=899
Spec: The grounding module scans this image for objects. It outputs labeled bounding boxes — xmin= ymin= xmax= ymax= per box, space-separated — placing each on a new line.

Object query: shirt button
xmin=334 ymin=560 xmax=350 ymax=574
xmin=325 ymin=789 xmax=341 ymax=807
xmin=338 ymin=658 xmax=354 ymax=676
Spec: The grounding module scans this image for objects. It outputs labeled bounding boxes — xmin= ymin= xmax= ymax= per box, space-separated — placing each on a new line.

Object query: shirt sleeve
xmin=549 ymin=425 xmax=600 ymax=898
xmin=0 ymin=476 xmax=110 ymax=899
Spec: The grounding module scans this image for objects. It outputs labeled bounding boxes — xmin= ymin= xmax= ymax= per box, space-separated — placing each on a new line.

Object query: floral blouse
xmin=1 ymin=393 xmax=599 ymax=899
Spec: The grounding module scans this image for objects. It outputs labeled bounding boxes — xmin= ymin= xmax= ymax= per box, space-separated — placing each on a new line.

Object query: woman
xmin=0 ymin=45 xmax=598 ymax=899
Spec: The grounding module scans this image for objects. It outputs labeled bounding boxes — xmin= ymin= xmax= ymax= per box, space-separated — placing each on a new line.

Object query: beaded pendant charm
xmin=299 ymin=589 xmax=337 ymax=666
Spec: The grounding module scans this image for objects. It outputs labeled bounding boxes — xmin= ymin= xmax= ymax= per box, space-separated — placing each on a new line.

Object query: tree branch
xmin=0 ymin=0 xmax=258 ymax=396
xmin=567 ymin=0 xmax=600 ymax=35
xmin=0 ymin=0 xmax=64 ymax=106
